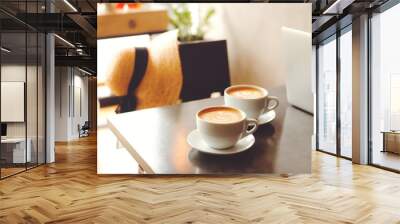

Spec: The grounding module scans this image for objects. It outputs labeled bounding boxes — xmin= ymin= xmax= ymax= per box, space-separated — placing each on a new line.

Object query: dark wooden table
xmin=107 ymin=86 xmax=312 ymax=175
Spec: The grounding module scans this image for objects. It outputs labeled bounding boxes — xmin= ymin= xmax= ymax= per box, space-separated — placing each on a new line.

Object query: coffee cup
xmin=196 ymin=106 xmax=258 ymax=149
xmin=224 ymin=85 xmax=279 ymax=120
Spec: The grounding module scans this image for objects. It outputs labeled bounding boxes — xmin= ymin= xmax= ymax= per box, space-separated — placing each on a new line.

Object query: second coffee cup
xmin=196 ymin=106 xmax=258 ymax=149
xmin=224 ymin=84 xmax=279 ymax=120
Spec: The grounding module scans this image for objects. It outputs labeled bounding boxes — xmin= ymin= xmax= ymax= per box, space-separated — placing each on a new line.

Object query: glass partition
xmin=1 ymin=30 xmax=28 ymax=177
xmin=0 ymin=1 xmax=46 ymax=179
xmin=38 ymin=32 xmax=45 ymax=165
xmin=316 ymin=24 xmax=354 ymax=160
xmin=339 ymin=28 xmax=352 ymax=158
xmin=370 ymin=3 xmax=400 ymax=171
xmin=317 ymin=35 xmax=337 ymax=155
xmin=27 ymin=30 xmax=38 ymax=169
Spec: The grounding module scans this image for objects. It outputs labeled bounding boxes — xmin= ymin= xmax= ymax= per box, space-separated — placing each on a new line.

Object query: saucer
xmin=258 ymin=110 xmax=276 ymax=125
xmin=187 ymin=130 xmax=255 ymax=155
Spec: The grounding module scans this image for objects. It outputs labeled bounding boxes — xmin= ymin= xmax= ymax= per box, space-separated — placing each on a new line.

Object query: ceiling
xmin=0 ymin=0 xmax=98 ymax=74
xmin=311 ymin=0 xmax=391 ymax=43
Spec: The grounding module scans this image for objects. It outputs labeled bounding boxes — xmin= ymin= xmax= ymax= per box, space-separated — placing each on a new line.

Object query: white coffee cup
xmin=224 ymin=84 xmax=279 ymax=120
xmin=196 ymin=106 xmax=258 ymax=149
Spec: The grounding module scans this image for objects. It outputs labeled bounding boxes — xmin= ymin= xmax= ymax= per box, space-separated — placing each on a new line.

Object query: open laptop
xmin=281 ymin=26 xmax=314 ymax=114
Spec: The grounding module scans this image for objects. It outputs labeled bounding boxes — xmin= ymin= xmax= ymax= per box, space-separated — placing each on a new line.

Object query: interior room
xmin=0 ymin=4 xmax=46 ymax=178
xmin=370 ymin=2 xmax=400 ymax=171
xmin=0 ymin=1 xmax=399 ymax=223
xmin=0 ymin=0 xmax=97 ymax=180
xmin=54 ymin=66 xmax=94 ymax=141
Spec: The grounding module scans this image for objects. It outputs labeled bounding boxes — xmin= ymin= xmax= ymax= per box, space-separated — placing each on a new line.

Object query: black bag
xmin=115 ymin=47 xmax=148 ymax=113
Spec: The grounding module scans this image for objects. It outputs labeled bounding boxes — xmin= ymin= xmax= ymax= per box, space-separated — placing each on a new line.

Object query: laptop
xmin=281 ymin=26 xmax=314 ymax=114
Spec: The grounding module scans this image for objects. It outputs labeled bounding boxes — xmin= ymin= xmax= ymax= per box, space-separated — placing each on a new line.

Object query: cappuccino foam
xmin=227 ymin=86 xmax=264 ymax=99
xmin=199 ymin=107 xmax=243 ymax=124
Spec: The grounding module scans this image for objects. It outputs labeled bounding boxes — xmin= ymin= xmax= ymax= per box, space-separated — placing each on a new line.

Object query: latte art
xmin=196 ymin=105 xmax=258 ymax=149
xmin=199 ymin=107 xmax=243 ymax=124
xmin=227 ymin=87 xmax=264 ymax=99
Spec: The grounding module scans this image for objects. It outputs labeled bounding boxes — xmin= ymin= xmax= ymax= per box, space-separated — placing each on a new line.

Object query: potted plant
xmin=169 ymin=4 xmax=231 ymax=102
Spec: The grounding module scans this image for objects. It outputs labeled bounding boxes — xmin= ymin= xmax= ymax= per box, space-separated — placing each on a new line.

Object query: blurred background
xmin=97 ymin=3 xmax=311 ymax=123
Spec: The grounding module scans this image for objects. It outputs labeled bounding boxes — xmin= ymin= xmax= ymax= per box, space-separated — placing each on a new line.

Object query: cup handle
xmin=242 ymin=118 xmax=258 ymax=139
xmin=262 ymin=96 xmax=279 ymax=115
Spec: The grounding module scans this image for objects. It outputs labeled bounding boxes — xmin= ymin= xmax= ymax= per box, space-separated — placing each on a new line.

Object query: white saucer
xmin=187 ymin=130 xmax=255 ymax=155
xmin=258 ymin=110 xmax=276 ymax=125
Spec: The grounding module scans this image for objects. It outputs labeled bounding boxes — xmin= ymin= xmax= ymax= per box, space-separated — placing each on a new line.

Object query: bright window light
xmin=54 ymin=34 xmax=75 ymax=48
xmin=1 ymin=47 xmax=11 ymax=53
xmin=63 ymin=0 xmax=78 ymax=12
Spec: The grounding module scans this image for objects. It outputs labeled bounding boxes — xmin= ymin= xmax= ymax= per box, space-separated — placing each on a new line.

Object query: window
xmin=390 ymin=74 xmax=400 ymax=130
xmin=317 ymin=36 xmax=337 ymax=155
xmin=370 ymin=2 xmax=400 ymax=171
xmin=339 ymin=28 xmax=352 ymax=158
xmin=316 ymin=25 xmax=353 ymax=159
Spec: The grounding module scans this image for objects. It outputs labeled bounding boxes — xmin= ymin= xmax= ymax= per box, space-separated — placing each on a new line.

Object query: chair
xmin=79 ymin=121 xmax=90 ymax=138
xmin=107 ymin=31 xmax=183 ymax=112
xmin=106 ymin=31 xmax=231 ymax=113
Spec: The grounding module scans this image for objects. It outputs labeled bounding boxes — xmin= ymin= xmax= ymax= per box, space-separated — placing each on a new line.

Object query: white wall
xmin=1 ymin=64 xmax=46 ymax=163
xmin=1 ymin=65 xmax=26 ymax=140
xmin=55 ymin=67 xmax=89 ymax=141
xmin=1 ymin=82 xmax=25 ymax=122
xmin=75 ymin=74 xmax=89 ymax=123
xmin=204 ymin=3 xmax=311 ymax=89
xmin=1 ymin=65 xmax=35 ymax=138
xmin=55 ymin=67 xmax=70 ymax=141
xmin=72 ymin=74 xmax=89 ymax=138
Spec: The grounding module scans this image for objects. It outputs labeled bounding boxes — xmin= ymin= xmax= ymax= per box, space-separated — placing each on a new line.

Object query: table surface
xmin=107 ymin=87 xmax=313 ymax=174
